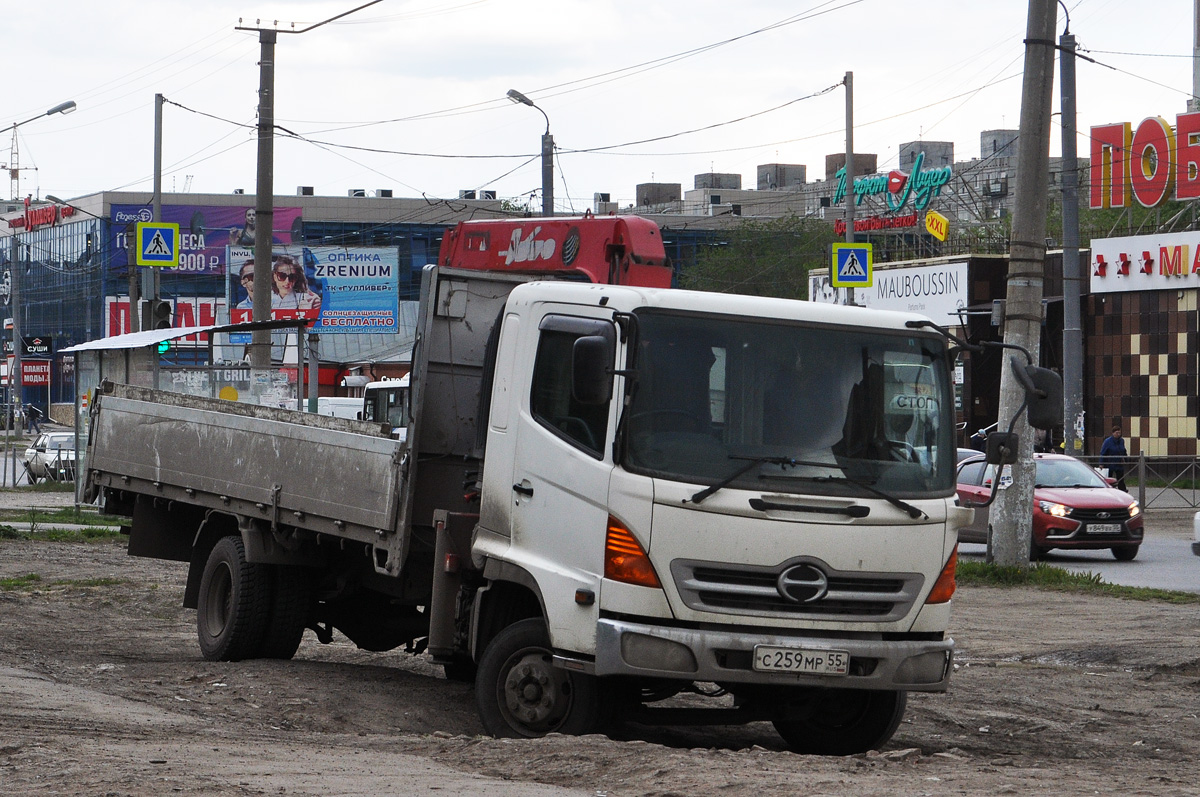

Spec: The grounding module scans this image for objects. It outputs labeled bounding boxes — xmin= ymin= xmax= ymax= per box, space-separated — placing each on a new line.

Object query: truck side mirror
xmin=572 ymin=335 xmax=614 ymax=405
xmin=1011 ymin=359 xmax=1063 ymax=430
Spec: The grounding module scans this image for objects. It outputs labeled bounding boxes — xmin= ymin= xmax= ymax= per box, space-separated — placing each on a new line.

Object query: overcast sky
xmin=4 ymin=0 xmax=1195 ymax=212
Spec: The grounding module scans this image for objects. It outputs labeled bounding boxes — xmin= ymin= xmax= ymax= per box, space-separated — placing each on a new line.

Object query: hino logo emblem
xmin=777 ymin=563 xmax=829 ymax=604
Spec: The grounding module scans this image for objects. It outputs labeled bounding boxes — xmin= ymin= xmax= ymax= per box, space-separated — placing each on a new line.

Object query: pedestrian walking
xmin=25 ymin=404 xmax=43 ymax=434
xmin=1100 ymin=423 xmax=1128 ymax=492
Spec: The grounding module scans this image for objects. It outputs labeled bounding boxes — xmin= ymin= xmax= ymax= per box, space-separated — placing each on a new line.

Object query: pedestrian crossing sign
xmin=831 ymin=243 xmax=872 ymax=287
xmin=136 ymin=222 xmax=180 ymax=267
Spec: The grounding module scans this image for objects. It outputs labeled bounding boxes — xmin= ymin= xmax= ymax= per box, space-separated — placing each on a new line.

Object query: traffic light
xmin=140 ymin=299 xmax=172 ymax=330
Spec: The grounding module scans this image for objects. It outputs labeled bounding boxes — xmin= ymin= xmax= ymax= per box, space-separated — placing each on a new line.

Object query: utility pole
xmin=236 ymin=2 xmax=382 ymax=372
xmin=989 ymin=0 xmax=1058 ymax=566
xmin=151 ymin=93 xmax=164 ymax=312
xmin=249 ymin=28 xmax=276 ymax=370
xmin=1059 ymin=31 xmax=1084 ymax=455
xmin=844 ymin=71 xmax=855 ymax=306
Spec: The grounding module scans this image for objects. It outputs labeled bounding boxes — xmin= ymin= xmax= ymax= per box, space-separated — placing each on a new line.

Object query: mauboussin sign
xmin=110 ymin=204 xmax=303 ymax=275
xmin=810 ymin=262 xmax=968 ymax=322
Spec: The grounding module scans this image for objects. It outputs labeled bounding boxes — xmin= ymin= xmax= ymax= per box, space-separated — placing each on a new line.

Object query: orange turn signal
xmin=604 ymin=515 xmax=661 ymax=588
xmin=926 ymin=545 xmax=958 ymax=604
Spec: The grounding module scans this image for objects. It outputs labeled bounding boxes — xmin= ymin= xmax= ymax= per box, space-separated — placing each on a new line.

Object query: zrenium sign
xmin=834 ymin=152 xmax=953 ymax=213
xmin=1091 ymin=112 xmax=1200 ymax=208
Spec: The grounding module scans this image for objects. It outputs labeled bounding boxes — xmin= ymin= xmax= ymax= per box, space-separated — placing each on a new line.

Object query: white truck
xmin=85 ymin=260 xmax=967 ymax=754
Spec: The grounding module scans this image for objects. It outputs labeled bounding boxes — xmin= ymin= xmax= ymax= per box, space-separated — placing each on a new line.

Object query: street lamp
xmin=507 ymin=89 xmax=554 ymax=217
xmin=3 ymin=100 xmax=77 ymax=200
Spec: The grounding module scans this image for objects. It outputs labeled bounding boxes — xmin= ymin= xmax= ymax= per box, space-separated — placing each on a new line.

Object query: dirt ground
xmin=2 ymin=500 xmax=1199 ymax=796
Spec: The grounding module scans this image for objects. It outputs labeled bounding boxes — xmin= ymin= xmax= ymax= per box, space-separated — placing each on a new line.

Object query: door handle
xmin=512 ymin=483 xmax=534 ymax=497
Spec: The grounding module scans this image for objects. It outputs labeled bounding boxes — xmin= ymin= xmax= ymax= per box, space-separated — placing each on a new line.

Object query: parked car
xmin=957 ymin=447 xmax=983 ymax=464
xmin=956 ymin=453 xmax=1143 ymax=560
xmin=23 ymin=431 xmax=77 ymax=482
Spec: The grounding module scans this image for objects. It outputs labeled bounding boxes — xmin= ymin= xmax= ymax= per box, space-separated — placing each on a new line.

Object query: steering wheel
xmin=886 ymin=440 xmax=919 ymax=463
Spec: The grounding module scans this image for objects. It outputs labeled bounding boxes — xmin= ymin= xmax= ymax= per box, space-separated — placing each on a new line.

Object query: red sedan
xmin=956 ymin=453 xmax=1143 ymax=560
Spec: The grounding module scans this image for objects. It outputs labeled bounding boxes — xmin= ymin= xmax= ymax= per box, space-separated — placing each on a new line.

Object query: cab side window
xmin=530 ymin=316 xmax=614 ymax=457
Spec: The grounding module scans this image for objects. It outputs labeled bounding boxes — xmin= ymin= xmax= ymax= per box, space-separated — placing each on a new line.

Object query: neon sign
xmin=6 ymin=197 xmax=75 ymax=231
xmin=834 ymin=152 xmax=953 ymax=213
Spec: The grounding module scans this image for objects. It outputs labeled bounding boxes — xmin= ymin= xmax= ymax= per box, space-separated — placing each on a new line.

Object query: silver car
xmin=23 ymin=431 xmax=77 ymax=482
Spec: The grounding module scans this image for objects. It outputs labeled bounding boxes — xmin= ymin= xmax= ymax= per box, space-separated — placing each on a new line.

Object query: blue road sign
xmin=136 ymin=222 xmax=180 ymax=267
xmin=831 ymin=242 xmax=872 ymax=287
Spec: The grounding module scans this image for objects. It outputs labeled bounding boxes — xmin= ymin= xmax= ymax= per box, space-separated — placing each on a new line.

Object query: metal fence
xmin=1077 ymin=453 xmax=1200 ymax=510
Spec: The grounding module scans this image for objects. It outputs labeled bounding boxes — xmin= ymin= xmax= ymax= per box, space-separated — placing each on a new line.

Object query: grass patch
xmin=0 ymin=507 xmax=123 ymax=527
xmin=957 ymin=560 xmax=1200 ymax=604
xmin=0 ymin=573 xmax=129 ymax=592
xmin=0 ymin=572 xmax=41 ymax=590
xmin=0 ymin=481 xmax=77 ymax=493
xmin=0 ymin=525 xmax=123 ymax=542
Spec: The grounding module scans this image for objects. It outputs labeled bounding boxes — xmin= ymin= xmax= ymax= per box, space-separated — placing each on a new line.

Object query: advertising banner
xmin=22 ymin=360 xmax=50 ymax=386
xmin=110 ymin=204 xmax=304 ymax=275
xmin=229 ymin=246 xmax=399 ymax=335
xmin=104 ymin=297 xmax=226 ymax=340
xmin=810 ymin=261 xmax=968 ymax=322
xmin=1090 ymin=232 xmax=1200 ymax=294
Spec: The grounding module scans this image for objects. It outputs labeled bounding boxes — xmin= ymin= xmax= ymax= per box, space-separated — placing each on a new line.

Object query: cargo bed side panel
xmin=89 ymin=393 xmax=403 ymax=535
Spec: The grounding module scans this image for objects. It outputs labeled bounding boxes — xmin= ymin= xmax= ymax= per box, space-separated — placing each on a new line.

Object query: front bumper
xmin=587 ymin=617 xmax=953 ymax=692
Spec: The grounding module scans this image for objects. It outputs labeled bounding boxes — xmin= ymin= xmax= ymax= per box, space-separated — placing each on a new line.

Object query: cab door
xmin=509 ymin=310 xmax=619 ymax=652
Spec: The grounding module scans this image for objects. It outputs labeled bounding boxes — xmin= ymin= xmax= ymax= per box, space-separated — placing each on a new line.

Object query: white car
xmin=24 ymin=431 xmax=77 ymax=482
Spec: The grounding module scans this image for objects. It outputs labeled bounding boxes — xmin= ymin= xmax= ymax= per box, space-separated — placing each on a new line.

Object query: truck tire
xmin=772 ymin=689 xmax=907 ymax=756
xmin=258 ymin=565 xmax=313 ymax=660
xmin=475 ymin=618 xmax=603 ymax=738
xmin=197 ymin=536 xmax=271 ymax=661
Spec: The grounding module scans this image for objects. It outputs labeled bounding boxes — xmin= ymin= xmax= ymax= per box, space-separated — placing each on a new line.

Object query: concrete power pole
xmin=988 ymin=0 xmax=1058 ymax=566
xmin=844 ymin=71 xmax=855 ymax=306
xmin=1060 ymin=33 xmax=1084 ymax=455
xmin=1191 ymin=0 xmax=1200 ymax=112
xmin=250 ymin=29 xmax=276 ymax=370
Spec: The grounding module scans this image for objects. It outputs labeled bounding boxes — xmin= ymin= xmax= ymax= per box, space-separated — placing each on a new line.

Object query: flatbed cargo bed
xmin=86 ymin=383 xmax=404 ymax=545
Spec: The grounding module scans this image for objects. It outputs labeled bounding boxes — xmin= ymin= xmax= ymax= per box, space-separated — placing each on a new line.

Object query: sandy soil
xmin=1 ymin=517 xmax=1198 ymax=796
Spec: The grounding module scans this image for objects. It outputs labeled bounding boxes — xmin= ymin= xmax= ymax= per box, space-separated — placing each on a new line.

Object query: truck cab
xmin=429 ymin=277 xmax=965 ymax=753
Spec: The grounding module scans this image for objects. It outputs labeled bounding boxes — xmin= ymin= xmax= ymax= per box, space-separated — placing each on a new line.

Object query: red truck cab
xmin=438 ymin=214 xmax=673 ymax=288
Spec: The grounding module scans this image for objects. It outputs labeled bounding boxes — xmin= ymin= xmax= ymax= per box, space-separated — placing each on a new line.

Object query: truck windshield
xmin=622 ymin=310 xmax=955 ymax=498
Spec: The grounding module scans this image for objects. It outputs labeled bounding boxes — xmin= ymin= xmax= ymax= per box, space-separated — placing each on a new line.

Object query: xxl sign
xmin=1090 ymin=112 xmax=1200 ymax=208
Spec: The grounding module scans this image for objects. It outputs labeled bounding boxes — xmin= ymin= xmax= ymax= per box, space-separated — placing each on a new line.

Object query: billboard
xmin=110 ymin=204 xmax=304 ymax=275
xmin=810 ymin=261 xmax=968 ymax=322
xmin=229 ymin=246 xmax=399 ymax=334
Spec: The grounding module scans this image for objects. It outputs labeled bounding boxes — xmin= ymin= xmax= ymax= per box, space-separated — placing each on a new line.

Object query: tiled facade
xmin=1084 ymin=290 xmax=1199 ymax=457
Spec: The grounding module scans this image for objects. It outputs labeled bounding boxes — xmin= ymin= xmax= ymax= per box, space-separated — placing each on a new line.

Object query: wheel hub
xmin=503 ymin=654 xmax=566 ymax=728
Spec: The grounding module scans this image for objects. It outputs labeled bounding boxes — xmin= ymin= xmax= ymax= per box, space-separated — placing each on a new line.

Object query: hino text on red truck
xmin=85 ymin=214 xmax=987 ymax=754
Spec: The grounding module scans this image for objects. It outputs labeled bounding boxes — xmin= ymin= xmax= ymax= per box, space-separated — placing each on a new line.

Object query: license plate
xmin=1088 ymin=523 xmax=1122 ymax=534
xmin=753 ymin=645 xmax=850 ymax=675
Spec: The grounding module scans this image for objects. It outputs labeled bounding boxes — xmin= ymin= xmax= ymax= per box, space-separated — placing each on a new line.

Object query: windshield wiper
xmin=686 ymin=455 xmax=801 ymax=504
xmin=777 ymin=459 xmax=928 ymax=520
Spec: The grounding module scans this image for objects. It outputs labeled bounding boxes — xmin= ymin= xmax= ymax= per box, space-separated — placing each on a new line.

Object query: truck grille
xmin=670 ymin=558 xmax=924 ymax=623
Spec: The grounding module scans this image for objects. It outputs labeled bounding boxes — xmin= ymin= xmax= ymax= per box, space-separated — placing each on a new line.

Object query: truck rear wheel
xmin=772 ymin=689 xmax=907 ymax=755
xmin=197 ymin=536 xmax=271 ymax=661
xmin=475 ymin=618 xmax=603 ymax=738
xmin=259 ymin=565 xmax=313 ymax=660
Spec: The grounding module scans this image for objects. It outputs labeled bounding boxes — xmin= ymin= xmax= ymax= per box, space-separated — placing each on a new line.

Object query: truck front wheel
xmin=475 ymin=618 xmax=603 ymax=738
xmin=772 ymin=688 xmax=907 ymax=755
xmin=196 ymin=536 xmax=271 ymax=661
